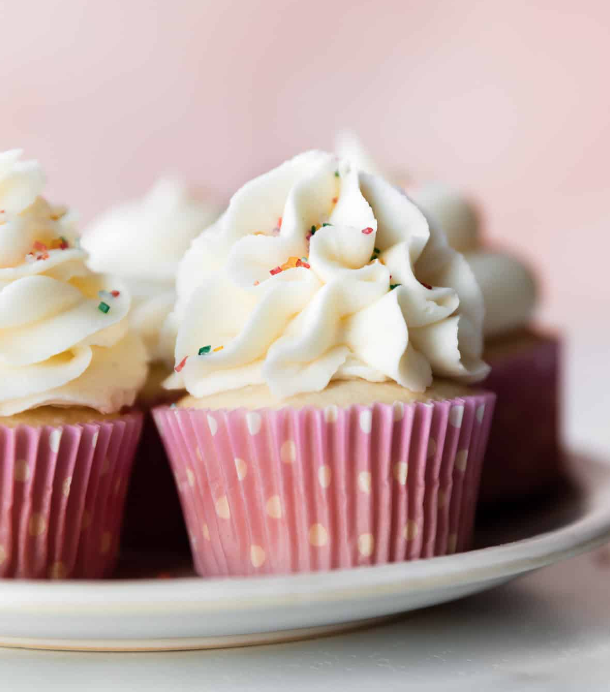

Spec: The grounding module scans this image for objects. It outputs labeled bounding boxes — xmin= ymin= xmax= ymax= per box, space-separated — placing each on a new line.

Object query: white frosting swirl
xmin=335 ymin=131 xmax=537 ymax=335
xmin=166 ymin=151 xmax=489 ymax=400
xmin=83 ymin=178 xmax=220 ymax=363
xmin=0 ymin=149 xmax=147 ymax=416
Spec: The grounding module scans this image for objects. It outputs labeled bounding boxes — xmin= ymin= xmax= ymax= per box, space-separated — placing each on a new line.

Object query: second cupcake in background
xmin=83 ymin=179 xmax=220 ymax=553
xmin=336 ymin=132 xmax=562 ymax=504
xmin=155 ymin=150 xmax=495 ymax=577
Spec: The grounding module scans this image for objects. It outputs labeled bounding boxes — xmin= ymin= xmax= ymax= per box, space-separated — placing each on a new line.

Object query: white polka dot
xmin=250 ymin=545 xmax=266 ymax=568
xmin=196 ymin=447 xmax=202 ymax=461
xmin=318 ymin=465 xmax=331 ymax=488
xmin=49 ymin=429 xmax=61 ymax=453
xmin=449 ymin=406 xmax=464 ymax=428
xmin=393 ymin=462 xmax=408 ymax=486
xmin=14 ymin=459 xmax=30 ymax=482
xmin=324 ymin=405 xmax=338 ymax=423
xmin=207 ymin=414 xmax=218 ymax=436
xmin=235 ymin=458 xmax=247 ymax=481
xmin=447 ymin=533 xmax=457 ymax=554
xmin=215 ymin=496 xmax=231 ymax=519
xmin=358 ymin=533 xmax=374 ymax=557
xmin=403 ymin=520 xmax=419 ymax=541
xmin=393 ymin=402 xmax=404 ymax=421
xmin=62 ymin=477 xmax=72 ymax=497
xmin=308 ymin=523 xmax=328 ymax=547
xmin=100 ymin=531 xmax=112 ymax=555
xmin=246 ymin=411 xmax=262 ymax=435
xmin=358 ymin=471 xmax=372 ymax=494
xmin=29 ymin=513 xmax=46 ymax=537
xmin=91 ymin=430 xmax=99 ymax=447
xmin=81 ymin=510 xmax=92 ymax=531
xmin=280 ymin=440 xmax=296 ymax=464
xmin=437 ymin=489 xmax=448 ymax=509
xmin=359 ymin=410 xmax=372 ymax=434
xmin=48 ymin=561 xmax=67 ymax=579
xmin=265 ymin=495 xmax=282 ymax=519
xmin=186 ymin=468 xmax=195 ymax=487
xmin=0 ymin=545 xmax=5 ymax=565
xmin=476 ymin=404 xmax=486 ymax=424
xmin=427 ymin=437 xmax=437 ymax=458
xmin=202 ymin=523 xmax=210 ymax=540
xmin=455 ymin=450 xmax=468 ymax=472
xmin=100 ymin=457 xmax=110 ymax=475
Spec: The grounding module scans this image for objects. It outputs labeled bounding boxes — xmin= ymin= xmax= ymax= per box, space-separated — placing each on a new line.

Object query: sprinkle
xmin=270 ymin=266 xmax=282 ymax=276
xmin=198 ymin=345 xmax=211 ymax=355
xmin=322 ymin=222 xmax=332 ymax=227
xmin=332 ymin=197 xmax=338 ymax=204
xmin=213 ymin=346 xmax=224 ymax=352
xmin=98 ymin=301 xmax=110 ymax=314
xmin=311 ymin=225 xmax=316 ymax=233
xmin=334 ymin=171 xmax=340 ymax=178
xmin=175 ymin=356 xmax=188 ymax=373
xmin=253 ymin=280 xmax=260 ymax=286
xmin=361 ymin=227 xmax=374 ymax=235
xmin=33 ymin=241 xmax=48 ymax=252
xmin=110 ymin=290 xmax=120 ymax=297
xmin=419 ymin=280 xmax=433 ymax=290
xmin=50 ymin=236 xmax=70 ymax=250
xmin=296 ymin=258 xmax=310 ymax=269
xmin=278 ymin=217 xmax=282 ymax=229
xmin=390 ymin=283 xmax=400 ymax=290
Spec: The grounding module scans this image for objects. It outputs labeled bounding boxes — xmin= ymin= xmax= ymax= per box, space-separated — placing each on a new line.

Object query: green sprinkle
xmin=98 ymin=301 xmax=110 ymax=314
xmin=334 ymin=170 xmax=340 ymax=178
xmin=390 ymin=283 xmax=400 ymax=290
xmin=322 ymin=222 xmax=332 ymax=227
xmin=374 ymin=247 xmax=380 ymax=254
xmin=198 ymin=345 xmax=211 ymax=355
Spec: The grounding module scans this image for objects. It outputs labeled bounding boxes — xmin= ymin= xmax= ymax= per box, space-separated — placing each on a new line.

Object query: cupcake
xmin=82 ymin=179 xmax=220 ymax=552
xmin=155 ymin=150 xmax=495 ymax=577
xmin=336 ymin=132 xmax=561 ymax=504
xmin=0 ymin=149 xmax=147 ymax=578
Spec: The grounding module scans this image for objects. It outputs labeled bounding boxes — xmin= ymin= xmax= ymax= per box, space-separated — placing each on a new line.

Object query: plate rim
xmin=0 ymin=451 xmax=609 ymax=617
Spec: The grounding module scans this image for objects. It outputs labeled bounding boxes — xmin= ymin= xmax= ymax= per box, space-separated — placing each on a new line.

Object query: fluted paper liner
xmin=0 ymin=412 xmax=143 ymax=579
xmin=154 ymin=393 xmax=495 ymax=577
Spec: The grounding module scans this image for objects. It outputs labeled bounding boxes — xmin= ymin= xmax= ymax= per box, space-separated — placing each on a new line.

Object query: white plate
xmin=1 ymin=452 xmax=609 ymax=652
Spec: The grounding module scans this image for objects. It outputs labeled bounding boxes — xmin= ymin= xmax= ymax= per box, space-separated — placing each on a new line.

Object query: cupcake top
xmin=82 ymin=178 xmax=220 ymax=364
xmin=0 ymin=149 xmax=147 ymax=417
xmin=335 ymin=132 xmax=537 ymax=338
xmin=166 ymin=150 xmax=489 ymax=401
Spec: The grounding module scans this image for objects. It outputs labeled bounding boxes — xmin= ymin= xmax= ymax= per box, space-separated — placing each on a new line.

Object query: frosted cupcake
xmin=154 ymin=151 xmax=495 ymax=577
xmin=0 ymin=150 xmax=147 ymax=578
xmin=336 ymin=132 xmax=560 ymax=503
xmin=82 ymin=179 xmax=219 ymax=552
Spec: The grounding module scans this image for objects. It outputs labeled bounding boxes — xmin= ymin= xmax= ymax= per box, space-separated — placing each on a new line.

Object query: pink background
xmin=1 ymin=0 xmax=608 ymax=325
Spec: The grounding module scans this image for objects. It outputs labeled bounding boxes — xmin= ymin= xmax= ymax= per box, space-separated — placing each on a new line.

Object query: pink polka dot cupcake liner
xmin=0 ymin=412 xmax=143 ymax=579
xmin=154 ymin=392 xmax=495 ymax=577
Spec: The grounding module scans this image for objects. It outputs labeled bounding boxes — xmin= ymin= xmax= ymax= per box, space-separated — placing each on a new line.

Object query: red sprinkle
xmin=419 ymin=280 xmax=433 ymax=290
xmin=277 ymin=217 xmax=282 ymax=229
xmin=33 ymin=241 xmax=48 ymax=252
xmin=296 ymin=259 xmax=310 ymax=269
xmin=332 ymin=197 xmax=338 ymax=204
xmin=361 ymin=227 xmax=374 ymax=235
xmin=253 ymin=280 xmax=260 ymax=286
xmin=175 ymin=356 xmax=188 ymax=373
xmin=269 ymin=266 xmax=282 ymax=276
xmin=110 ymin=290 xmax=121 ymax=297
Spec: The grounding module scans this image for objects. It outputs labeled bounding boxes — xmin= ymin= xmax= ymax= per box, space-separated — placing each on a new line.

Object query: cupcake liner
xmin=154 ymin=392 xmax=495 ymax=577
xmin=0 ymin=412 xmax=143 ymax=579
xmin=480 ymin=335 xmax=561 ymax=503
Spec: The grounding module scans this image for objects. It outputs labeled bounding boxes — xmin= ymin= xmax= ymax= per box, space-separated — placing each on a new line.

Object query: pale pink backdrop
xmin=1 ymin=0 xmax=608 ymax=325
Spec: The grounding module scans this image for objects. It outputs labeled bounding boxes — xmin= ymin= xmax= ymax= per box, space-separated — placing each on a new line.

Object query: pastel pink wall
xmin=1 ymin=0 xmax=608 ymax=325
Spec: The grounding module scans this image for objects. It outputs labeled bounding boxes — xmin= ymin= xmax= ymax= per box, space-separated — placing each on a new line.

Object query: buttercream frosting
xmin=166 ymin=151 xmax=489 ymax=400
xmin=0 ymin=149 xmax=147 ymax=416
xmin=335 ymin=132 xmax=537 ymax=336
xmin=83 ymin=178 xmax=220 ymax=363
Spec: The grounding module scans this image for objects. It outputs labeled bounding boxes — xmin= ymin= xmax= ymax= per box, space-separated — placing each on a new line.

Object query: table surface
xmin=2 ymin=330 xmax=609 ymax=691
